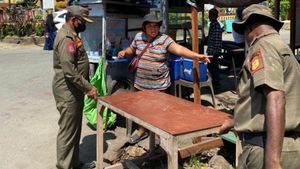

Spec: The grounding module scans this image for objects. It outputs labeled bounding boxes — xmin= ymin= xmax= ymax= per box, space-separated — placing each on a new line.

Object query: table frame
xmin=96 ymin=98 xmax=222 ymax=169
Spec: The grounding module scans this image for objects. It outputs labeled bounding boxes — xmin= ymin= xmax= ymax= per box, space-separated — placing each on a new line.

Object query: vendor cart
xmin=77 ymin=0 xmax=151 ymax=95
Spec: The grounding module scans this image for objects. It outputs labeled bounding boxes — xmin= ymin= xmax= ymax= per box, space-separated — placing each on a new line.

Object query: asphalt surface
xmin=0 ymin=43 xmax=96 ymax=169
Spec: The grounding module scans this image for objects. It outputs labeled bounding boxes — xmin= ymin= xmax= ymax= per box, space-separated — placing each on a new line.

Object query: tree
xmin=22 ymin=0 xmax=39 ymax=8
xmin=268 ymin=0 xmax=290 ymax=20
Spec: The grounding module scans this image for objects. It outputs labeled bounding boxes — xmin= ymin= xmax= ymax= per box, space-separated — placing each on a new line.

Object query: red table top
xmin=99 ymin=90 xmax=231 ymax=136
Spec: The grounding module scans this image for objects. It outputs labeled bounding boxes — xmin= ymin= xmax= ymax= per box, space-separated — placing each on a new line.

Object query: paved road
xmin=0 ymin=43 xmax=96 ymax=169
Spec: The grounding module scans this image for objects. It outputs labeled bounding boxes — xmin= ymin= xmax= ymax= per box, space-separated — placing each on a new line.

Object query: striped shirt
xmin=207 ymin=21 xmax=223 ymax=56
xmin=131 ymin=31 xmax=174 ymax=90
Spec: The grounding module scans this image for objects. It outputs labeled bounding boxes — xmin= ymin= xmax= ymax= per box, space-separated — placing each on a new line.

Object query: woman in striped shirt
xmin=118 ymin=13 xmax=211 ymax=144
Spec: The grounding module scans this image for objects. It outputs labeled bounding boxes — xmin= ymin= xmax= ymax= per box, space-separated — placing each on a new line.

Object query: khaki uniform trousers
xmin=237 ymin=136 xmax=300 ymax=169
xmin=55 ymin=99 xmax=83 ymax=169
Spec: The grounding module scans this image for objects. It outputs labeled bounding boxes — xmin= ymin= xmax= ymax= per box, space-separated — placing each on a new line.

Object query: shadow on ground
xmin=79 ymin=132 xmax=117 ymax=163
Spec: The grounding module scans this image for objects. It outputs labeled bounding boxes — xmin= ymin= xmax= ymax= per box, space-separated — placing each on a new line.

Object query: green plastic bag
xmin=83 ymin=57 xmax=116 ymax=129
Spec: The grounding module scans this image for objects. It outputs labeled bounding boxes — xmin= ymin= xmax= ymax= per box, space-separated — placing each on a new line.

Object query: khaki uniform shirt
xmin=52 ymin=24 xmax=92 ymax=102
xmin=234 ymin=30 xmax=300 ymax=132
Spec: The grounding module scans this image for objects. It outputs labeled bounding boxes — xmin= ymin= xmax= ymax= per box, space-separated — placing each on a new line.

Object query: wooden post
xmin=191 ymin=6 xmax=201 ymax=104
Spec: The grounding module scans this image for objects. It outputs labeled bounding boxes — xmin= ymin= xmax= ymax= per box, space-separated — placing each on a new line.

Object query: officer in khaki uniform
xmin=52 ymin=5 xmax=98 ymax=169
xmin=219 ymin=4 xmax=300 ymax=169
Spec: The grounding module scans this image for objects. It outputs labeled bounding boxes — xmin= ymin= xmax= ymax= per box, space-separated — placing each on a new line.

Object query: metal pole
xmin=160 ymin=0 xmax=168 ymax=34
xmin=102 ymin=3 xmax=107 ymax=63
xmin=274 ymin=0 xmax=280 ymax=20
xmin=290 ymin=0 xmax=295 ymax=52
xmin=191 ymin=6 xmax=200 ymax=104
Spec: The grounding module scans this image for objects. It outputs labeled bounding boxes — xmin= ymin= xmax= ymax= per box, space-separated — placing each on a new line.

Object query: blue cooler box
xmin=169 ymin=55 xmax=181 ymax=80
xmin=180 ymin=58 xmax=207 ymax=82
xmin=225 ymin=20 xmax=233 ymax=33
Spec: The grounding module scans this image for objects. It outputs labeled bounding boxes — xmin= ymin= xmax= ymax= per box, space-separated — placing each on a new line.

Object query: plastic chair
xmin=174 ymin=72 xmax=216 ymax=108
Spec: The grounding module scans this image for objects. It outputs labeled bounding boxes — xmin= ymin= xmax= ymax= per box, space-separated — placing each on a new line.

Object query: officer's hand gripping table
xmin=96 ymin=90 xmax=230 ymax=169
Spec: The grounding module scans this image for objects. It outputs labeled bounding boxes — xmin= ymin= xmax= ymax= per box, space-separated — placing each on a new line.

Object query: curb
xmin=1 ymin=36 xmax=45 ymax=46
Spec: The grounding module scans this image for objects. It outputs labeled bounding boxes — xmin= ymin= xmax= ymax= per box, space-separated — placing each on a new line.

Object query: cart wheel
xmin=108 ymin=79 xmax=134 ymax=95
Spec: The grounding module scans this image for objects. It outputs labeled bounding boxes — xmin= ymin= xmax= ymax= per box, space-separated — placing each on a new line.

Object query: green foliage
xmin=268 ymin=0 xmax=290 ymax=20
xmin=0 ymin=21 xmax=44 ymax=38
xmin=22 ymin=0 xmax=39 ymax=8
xmin=34 ymin=15 xmax=43 ymax=20
xmin=16 ymin=22 xmax=35 ymax=37
xmin=35 ymin=23 xmax=44 ymax=37
xmin=0 ymin=24 xmax=7 ymax=39
xmin=4 ymin=24 xmax=17 ymax=36
xmin=187 ymin=155 xmax=201 ymax=168
xmin=280 ymin=0 xmax=290 ymax=20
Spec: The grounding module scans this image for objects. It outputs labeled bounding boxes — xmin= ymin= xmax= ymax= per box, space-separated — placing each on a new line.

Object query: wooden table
xmin=96 ymin=90 xmax=230 ymax=169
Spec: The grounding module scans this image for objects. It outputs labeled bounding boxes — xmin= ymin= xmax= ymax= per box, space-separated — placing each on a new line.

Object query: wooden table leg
xmin=174 ymin=82 xmax=178 ymax=97
xmin=149 ymin=131 xmax=155 ymax=154
xmin=178 ymin=83 xmax=182 ymax=98
xmin=126 ymin=119 xmax=132 ymax=137
xmin=165 ymin=137 xmax=178 ymax=169
xmin=97 ymin=103 xmax=105 ymax=169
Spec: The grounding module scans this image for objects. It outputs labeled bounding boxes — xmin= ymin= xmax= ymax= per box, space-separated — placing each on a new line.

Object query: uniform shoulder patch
xmin=75 ymin=37 xmax=82 ymax=48
xmin=67 ymin=42 xmax=75 ymax=54
xmin=250 ymin=48 xmax=264 ymax=75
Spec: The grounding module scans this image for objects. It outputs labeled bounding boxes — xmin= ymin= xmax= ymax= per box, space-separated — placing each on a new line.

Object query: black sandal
xmin=129 ymin=132 xmax=149 ymax=145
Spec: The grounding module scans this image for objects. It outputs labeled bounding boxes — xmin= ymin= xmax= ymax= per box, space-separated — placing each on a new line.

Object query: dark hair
xmin=236 ymin=7 xmax=244 ymax=20
xmin=142 ymin=21 xmax=149 ymax=29
xmin=46 ymin=14 xmax=54 ymax=25
xmin=209 ymin=8 xmax=218 ymax=17
xmin=45 ymin=14 xmax=57 ymax=32
xmin=142 ymin=21 xmax=150 ymax=32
